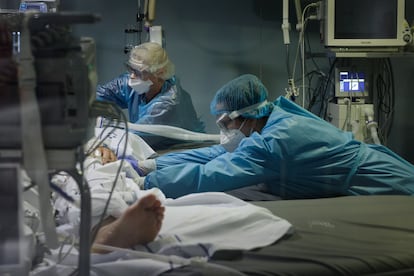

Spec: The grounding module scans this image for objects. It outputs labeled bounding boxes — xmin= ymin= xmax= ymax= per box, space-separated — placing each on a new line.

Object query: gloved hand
xmin=121 ymin=156 xmax=145 ymax=176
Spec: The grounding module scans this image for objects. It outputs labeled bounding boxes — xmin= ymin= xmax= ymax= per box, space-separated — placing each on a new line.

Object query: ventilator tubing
xmin=127 ymin=123 xmax=220 ymax=142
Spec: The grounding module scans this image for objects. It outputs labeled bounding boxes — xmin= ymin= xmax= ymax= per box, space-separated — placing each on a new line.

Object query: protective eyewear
xmin=216 ymin=100 xmax=270 ymax=125
xmin=216 ymin=100 xmax=269 ymax=131
xmin=216 ymin=104 xmax=254 ymax=131
xmin=125 ymin=63 xmax=148 ymax=79
xmin=216 ymin=113 xmax=233 ymax=132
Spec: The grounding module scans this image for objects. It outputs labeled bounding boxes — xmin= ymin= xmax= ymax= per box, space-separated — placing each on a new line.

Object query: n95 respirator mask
xmin=128 ymin=77 xmax=153 ymax=94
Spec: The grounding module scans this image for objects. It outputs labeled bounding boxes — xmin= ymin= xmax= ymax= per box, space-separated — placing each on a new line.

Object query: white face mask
xmin=220 ymin=119 xmax=247 ymax=152
xmin=128 ymin=77 xmax=153 ymax=94
xmin=220 ymin=129 xmax=246 ymax=152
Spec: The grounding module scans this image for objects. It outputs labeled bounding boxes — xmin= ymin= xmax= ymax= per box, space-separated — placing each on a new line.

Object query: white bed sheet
xmin=35 ymin=192 xmax=292 ymax=276
xmin=36 ymin=131 xmax=292 ymax=276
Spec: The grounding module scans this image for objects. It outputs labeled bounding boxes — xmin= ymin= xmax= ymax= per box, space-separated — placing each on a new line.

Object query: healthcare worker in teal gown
xmin=135 ymin=74 xmax=414 ymax=199
xmin=96 ymin=42 xmax=205 ymax=150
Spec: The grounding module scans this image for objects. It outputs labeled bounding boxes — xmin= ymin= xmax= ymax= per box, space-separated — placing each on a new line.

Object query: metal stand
xmin=47 ymin=149 xmax=91 ymax=276
xmin=0 ymin=148 xmax=91 ymax=276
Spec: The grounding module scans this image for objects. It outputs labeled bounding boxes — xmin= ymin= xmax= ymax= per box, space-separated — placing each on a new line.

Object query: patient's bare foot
xmin=92 ymin=194 xmax=165 ymax=253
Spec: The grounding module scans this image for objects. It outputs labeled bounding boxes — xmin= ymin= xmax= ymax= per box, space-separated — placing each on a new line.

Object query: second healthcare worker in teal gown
xmin=132 ymin=74 xmax=414 ymax=199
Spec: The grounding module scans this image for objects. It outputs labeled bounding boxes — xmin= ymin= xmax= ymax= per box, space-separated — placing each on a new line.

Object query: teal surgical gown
xmin=144 ymin=96 xmax=414 ymax=198
xmin=97 ymin=73 xmax=205 ymax=149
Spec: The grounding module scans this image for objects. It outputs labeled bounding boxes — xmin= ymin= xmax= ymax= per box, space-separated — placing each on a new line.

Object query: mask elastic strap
xmin=238 ymin=118 xmax=247 ymax=131
xmin=249 ymin=119 xmax=257 ymax=135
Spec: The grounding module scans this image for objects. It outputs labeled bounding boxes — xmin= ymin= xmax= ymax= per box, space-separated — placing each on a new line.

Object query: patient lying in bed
xmin=51 ymin=138 xmax=292 ymax=260
xmin=52 ymin=137 xmax=165 ymax=254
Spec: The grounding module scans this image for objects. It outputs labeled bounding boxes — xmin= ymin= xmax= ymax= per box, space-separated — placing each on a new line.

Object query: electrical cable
xmin=84 ymin=122 xmax=119 ymax=157
xmin=57 ymin=234 xmax=77 ymax=264
xmin=65 ymin=148 xmax=90 ymax=276
xmin=85 ymin=100 xmax=128 ymax=156
xmin=302 ymin=3 xmax=319 ymax=107
xmin=89 ymin=107 xmax=129 ymax=249
xmin=375 ymin=58 xmax=395 ymax=145
xmin=65 ymin=101 xmax=127 ymax=276
xmin=289 ymin=2 xmax=319 ymax=106
xmin=320 ymin=58 xmax=337 ymax=119
xmin=383 ymin=58 xmax=395 ymax=144
xmin=303 ymin=28 xmax=331 ymax=114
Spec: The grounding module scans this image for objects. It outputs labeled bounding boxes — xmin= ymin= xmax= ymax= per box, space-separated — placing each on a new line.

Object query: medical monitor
xmin=335 ymin=68 xmax=369 ymax=98
xmin=19 ymin=2 xmax=48 ymax=13
xmin=323 ymin=0 xmax=410 ymax=49
xmin=19 ymin=0 xmax=60 ymax=13
xmin=0 ymin=13 xmax=95 ymax=150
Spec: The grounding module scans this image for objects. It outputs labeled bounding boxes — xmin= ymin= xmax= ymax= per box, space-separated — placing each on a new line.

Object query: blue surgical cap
xmin=210 ymin=74 xmax=273 ymax=119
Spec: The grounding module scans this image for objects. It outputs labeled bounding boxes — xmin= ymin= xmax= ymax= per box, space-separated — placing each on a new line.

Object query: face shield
xmin=125 ymin=63 xmax=153 ymax=94
xmin=216 ymin=113 xmax=233 ymax=132
xmin=215 ymin=100 xmax=269 ymax=132
xmin=125 ymin=62 xmax=149 ymax=79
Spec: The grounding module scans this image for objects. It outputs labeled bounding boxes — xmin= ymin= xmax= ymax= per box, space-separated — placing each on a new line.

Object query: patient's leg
xmin=92 ymin=194 xmax=165 ymax=253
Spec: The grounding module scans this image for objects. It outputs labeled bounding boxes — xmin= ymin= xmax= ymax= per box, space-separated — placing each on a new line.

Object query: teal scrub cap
xmin=210 ymin=74 xmax=273 ymax=119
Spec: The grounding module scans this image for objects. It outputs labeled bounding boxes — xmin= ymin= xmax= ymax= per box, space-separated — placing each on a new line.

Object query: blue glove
xmin=121 ymin=156 xmax=145 ymax=176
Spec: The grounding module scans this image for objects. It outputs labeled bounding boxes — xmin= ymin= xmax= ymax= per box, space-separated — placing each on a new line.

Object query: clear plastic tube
xmin=127 ymin=123 xmax=221 ymax=142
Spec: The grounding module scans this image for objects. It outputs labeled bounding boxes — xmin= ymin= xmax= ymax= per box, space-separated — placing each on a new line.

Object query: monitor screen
xmin=19 ymin=2 xmax=48 ymax=13
xmin=335 ymin=0 xmax=397 ymax=40
xmin=335 ymin=68 xmax=369 ymax=98
xmin=323 ymin=0 xmax=408 ymax=48
xmin=339 ymin=71 xmax=365 ymax=92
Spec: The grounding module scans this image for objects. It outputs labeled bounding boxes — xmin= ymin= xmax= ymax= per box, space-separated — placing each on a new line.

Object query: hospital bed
xmin=121 ymin=129 xmax=414 ymax=275
xmin=161 ymin=195 xmax=414 ymax=276
xmin=64 ymin=127 xmax=414 ymax=276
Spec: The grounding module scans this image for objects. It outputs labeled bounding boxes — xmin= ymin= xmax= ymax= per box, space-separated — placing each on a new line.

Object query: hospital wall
xmin=75 ymin=0 xmax=413 ymax=164
xmin=60 ymin=0 xmax=293 ymax=134
xmin=3 ymin=0 xmax=414 ymax=164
